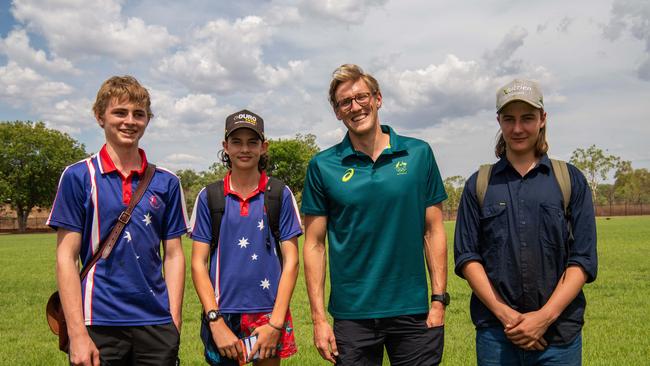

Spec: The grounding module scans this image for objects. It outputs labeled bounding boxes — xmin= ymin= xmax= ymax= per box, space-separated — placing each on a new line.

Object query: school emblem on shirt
xmin=395 ymin=161 xmax=408 ymax=175
xmin=342 ymin=168 xmax=355 ymax=182
xmin=149 ymin=194 xmax=161 ymax=209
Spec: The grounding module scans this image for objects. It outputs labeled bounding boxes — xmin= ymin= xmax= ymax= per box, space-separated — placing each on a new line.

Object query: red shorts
xmin=240 ymin=309 xmax=297 ymax=359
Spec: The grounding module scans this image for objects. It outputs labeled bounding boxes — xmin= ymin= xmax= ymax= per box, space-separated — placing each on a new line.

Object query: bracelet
xmin=268 ymin=320 xmax=283 ymax=332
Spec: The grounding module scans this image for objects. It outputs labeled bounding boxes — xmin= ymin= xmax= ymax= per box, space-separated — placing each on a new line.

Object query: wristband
xmin=268 ymin=320 xmax=283 ymax=332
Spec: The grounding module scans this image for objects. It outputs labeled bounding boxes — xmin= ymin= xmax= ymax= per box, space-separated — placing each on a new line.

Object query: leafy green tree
xmin=597 ymin=183 xmax=616 ymax=206
xmin=178 ymin=134 xmax=319 ymax=212
xmin=177 ymin=163 xmax=228 ymax=213
xmin=443 ymin=175 xmax=465 ymax=219
xmin=570 ymin=145 xmax=620 ymax=204
xmin=614 ymin=161 xmax=650 ymax=205
xmin=267 ymin=133 xmax=320 ymax=202
xmin=0 ymin=121 xmax=87 ymax=232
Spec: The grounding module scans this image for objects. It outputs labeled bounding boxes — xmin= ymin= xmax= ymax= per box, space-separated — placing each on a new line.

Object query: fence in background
xmin=444 ymin=204 xmax=648 ymax=221
xmin=1 ymin=204 xmax=649 ymax=232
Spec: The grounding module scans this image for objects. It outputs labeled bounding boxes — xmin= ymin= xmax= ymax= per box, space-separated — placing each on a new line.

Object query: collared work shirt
xmin=454 ymin=155 xmax=597 ymax=345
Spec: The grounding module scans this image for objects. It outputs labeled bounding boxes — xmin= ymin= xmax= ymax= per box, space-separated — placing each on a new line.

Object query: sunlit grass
xmin=0 ymin=216 xmax=648 ymax=364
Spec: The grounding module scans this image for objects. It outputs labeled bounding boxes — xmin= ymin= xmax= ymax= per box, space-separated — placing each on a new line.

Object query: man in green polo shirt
xmin=301 ymin=64 xmax=449 ymax=366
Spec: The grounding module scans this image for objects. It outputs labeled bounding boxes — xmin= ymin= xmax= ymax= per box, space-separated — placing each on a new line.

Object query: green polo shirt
xmin=302 ymin=125 xmax=447 ymax=319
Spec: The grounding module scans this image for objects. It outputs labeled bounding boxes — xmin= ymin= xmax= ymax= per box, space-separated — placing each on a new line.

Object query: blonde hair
xmin=92 ymin=75 xmax=153 ymax=119
xmin=328 ymin=64 xmax=381 ymax=108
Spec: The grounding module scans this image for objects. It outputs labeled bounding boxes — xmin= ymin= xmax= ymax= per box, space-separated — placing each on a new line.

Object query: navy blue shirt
xmin=454 ymin=155 xmax=597 ymax=345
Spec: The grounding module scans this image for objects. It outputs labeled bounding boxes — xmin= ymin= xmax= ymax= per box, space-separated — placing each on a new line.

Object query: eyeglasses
xmin=335 ymin=92 xmax=375 ymax=111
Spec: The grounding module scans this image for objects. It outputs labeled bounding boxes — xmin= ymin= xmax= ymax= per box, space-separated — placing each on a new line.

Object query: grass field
xmin=0 ymin=216 xmax=648 ymax=365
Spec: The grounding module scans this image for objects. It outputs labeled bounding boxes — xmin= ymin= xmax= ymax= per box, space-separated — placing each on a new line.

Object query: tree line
xmin=442 ymin=144 xmax=650 ymax=215
xmin=1 ymin=120 xmax=647 ymax=232
xmin=176 ymin=133 xmax=319 ymax=213
xmin=0 ymin=121 xmax=319 ymax=231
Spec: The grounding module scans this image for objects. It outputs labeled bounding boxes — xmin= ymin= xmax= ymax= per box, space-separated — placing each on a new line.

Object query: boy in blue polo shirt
xmin=48 ymin=75 xmax=189 ymax=365
xmin=190 ymin=109 xmax=302 ymax=365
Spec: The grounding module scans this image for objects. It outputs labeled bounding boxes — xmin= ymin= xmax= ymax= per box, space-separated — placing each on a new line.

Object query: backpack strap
xmin=550 ymin=159 xmax=571 ymax=217
xmin=549 ymin=159 xmax=574 ymax=244
xmin=264 ymin=176 xmax=286 ymax=268
xmin=205 ymin=180 xmax=225 ymax=252
xmin=205 ymin=177 xmax=287 ymax=267
xmin=474 ymin=159 xmax=574 ymax=263
xmin=476 ymin=164 xmax=493 ymax=209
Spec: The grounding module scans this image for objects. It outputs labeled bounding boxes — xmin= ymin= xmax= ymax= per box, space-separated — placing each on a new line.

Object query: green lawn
xmin=0 ymin=216 xmax=648 ymax=365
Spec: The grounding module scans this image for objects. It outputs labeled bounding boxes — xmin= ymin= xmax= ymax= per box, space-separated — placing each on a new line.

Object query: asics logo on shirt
xmin=342 ymin=168 xmax=354 ymax=182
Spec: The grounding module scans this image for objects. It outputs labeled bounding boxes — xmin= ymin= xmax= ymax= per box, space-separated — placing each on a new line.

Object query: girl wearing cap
xmin=190 ymin=109 xmax=302 ymax=366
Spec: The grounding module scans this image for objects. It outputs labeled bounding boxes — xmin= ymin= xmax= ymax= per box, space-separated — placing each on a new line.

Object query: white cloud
xmin=11 ymin=0 xmax=178 ymax=62
xmin=638 ymin=58 xmax=650 ymax=80
xmin=299 ymin=0 xmax=389 ymax=24
xmin=164 ymin=153 xmax=204 ymax=164
xmin=602 ymin=0 xmax=650 ymax=80
xmin=374 ymin=27 xmax=556 ymax=130
xmin=157 ymin=16 xmax=306 ymax=93
xmin=38 ymin=98 xmax=94 ymax=134
xmin=414 ymin=109 xmax=497 ymax=178
xmin=156 ymin=153 xmax=207 ymax=173
xmin=265 ymin=5 xmax=302 ymax=26
xmin=557 ymin=17 xmax=574 ymax=33
xmin=0 ymin=29 xmax=80 ymax=74
xmin=0 ymin=0 xmax=647 ymax=175
xmin=0 ymin=61 xmax=73 ymax=107
xmin=146 ymin=90 xmax=235 ymax=141
xmin=483 ymin=26 xmax=528 ymax=76
xmin=378 ymin=55 xmax=492 ymax=126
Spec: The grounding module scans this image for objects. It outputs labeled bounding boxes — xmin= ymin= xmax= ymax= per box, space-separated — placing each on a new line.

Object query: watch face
xmin=207 ymin=310 xmax=220 ymax=321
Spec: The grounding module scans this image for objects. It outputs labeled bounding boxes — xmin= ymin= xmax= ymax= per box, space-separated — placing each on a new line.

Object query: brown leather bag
xmin=46 ymin=163 xmax=156 ymax=352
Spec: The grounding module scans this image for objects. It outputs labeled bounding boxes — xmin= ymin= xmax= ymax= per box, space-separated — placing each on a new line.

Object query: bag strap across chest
xmin=79 ymin=163 xmax=156 ymax=280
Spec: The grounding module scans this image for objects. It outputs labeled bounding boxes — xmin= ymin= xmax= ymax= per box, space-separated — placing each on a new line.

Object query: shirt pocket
xmin=539 ymin=203 xmax=567 ymax=251
xmin=479 ymin=203 xmax=508 ymax=277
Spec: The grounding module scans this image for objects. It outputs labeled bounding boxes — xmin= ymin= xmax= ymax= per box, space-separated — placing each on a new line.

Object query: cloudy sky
xmin=1 ymin=0 xmax=648 ymax=179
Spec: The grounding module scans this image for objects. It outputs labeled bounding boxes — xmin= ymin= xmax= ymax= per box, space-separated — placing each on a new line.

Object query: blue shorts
xmin=476 ymin=327 xmax=582 ymax=366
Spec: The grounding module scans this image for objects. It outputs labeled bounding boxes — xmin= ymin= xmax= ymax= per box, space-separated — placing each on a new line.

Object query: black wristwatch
xmin=205 ymin=309 xmax=223 ymax=322
xmin=431 ymin=292 xmax=450 ymax=307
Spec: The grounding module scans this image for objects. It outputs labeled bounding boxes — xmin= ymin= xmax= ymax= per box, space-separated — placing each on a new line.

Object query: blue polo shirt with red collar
xmin=189 ymin=171 xmax=302 ymax=313
xmin=47 ymin=145 xmax=190 ymax=326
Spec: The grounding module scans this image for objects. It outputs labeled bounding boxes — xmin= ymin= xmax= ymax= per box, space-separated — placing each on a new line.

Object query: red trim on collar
xmin=223 ymin=171 xmax=268 ymax=217
xmin=99 ymin=145 xmax=148 ymax=177
xmin=99 ymin=144 xmax=149 ymax=205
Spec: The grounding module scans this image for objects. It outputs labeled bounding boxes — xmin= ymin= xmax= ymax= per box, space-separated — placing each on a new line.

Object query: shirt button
xmin=521 ymin=221 xmax=526 ymax=225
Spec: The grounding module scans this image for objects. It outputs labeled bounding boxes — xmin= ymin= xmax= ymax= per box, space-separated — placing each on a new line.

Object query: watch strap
xmin=430 ymin=292 xmax=450 ymax=306
xmin=206 ymin=309 xmax=223 ymax=322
